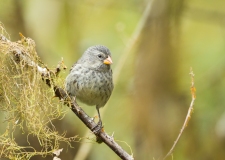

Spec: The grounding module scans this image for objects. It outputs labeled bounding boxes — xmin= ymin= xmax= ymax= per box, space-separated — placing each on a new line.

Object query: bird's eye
xmin=98 ymin=54 xmax=103 ymax=59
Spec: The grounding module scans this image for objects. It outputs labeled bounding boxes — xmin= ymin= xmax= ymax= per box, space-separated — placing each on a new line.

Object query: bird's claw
xmin=91 ymin=121 xmax=103 ymax=135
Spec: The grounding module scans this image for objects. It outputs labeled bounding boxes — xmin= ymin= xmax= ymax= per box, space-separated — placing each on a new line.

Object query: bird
xmin=65 ymin=45 xmax=114 ymax=133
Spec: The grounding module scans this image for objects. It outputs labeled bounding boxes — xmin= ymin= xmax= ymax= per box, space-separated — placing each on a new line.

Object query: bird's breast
xmin=72 ymin=67 xmax=113 ymax=107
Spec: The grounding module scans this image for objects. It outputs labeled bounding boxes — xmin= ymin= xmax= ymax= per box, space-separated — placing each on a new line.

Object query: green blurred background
xmin=1 ymin=0 xmax=225 ymax=159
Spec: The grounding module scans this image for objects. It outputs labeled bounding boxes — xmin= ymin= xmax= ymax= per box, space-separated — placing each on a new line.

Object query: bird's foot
xmin=91 ymin=121 xmax=103 ymax=135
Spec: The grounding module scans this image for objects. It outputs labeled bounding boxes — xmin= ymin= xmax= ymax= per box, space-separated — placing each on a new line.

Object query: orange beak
xmin=103 ymin=56 xmax=113 ymax=65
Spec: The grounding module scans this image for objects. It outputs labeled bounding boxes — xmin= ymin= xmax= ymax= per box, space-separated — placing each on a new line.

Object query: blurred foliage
xmin=1 ymin=0 xmax=225 ymax=160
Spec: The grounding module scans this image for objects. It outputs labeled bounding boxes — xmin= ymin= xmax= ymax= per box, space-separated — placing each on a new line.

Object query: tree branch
xmin=54 ymin=86 xmax=134 ymax=160
xmin=0 ymin=33 xmax=134 ymax=160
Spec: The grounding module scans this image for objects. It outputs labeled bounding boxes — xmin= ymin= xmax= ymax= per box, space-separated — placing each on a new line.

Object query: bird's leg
xmin=91 ymin=107 xmax=103 ymax=134
xmin=96 ymin=107 xmax=103 ymax=128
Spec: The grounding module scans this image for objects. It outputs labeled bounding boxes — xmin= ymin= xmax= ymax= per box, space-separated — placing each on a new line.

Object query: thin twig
xmin=163 ymin=67 xmax=196 ymax=160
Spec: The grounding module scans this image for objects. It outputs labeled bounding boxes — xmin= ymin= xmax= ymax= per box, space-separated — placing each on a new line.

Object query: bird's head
xmin=79 ymin=45 xmax=113 ymax=71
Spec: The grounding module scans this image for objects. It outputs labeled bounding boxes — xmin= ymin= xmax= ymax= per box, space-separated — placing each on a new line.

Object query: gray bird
xmin=65 ymin=45 xmax=113 ymax=133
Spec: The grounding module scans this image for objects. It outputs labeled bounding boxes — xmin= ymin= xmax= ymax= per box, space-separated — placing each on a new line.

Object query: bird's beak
xmin=103 ymin=56 xmax=113 ymax=65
